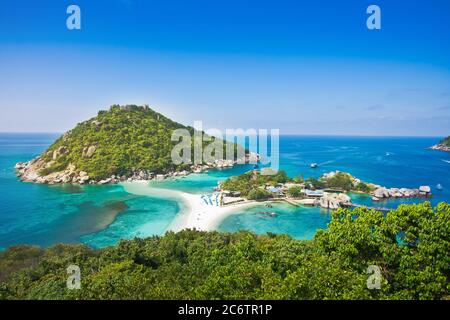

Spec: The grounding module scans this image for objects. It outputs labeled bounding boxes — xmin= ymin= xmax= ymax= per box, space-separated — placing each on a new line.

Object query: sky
xmin=0 ymin=0 xmax=449 ymax=136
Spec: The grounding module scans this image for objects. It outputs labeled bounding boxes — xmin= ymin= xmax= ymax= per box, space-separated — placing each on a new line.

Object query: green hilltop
xmin=17 ymin=105 xmax=241 ymax=182
xmin=440 ymin=136 xmax=450 ymax=147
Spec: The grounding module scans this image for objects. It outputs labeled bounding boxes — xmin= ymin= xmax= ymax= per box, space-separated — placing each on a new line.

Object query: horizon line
xmin=0 ymin=132 xmax=445 ymax=139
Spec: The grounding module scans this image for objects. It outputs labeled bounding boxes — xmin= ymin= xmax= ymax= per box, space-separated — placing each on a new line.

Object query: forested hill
xmin=16 ymin=105 xmax=240 ymax=182
xmin=430 ymin=135 xmax=450 ymax=152
xmin=441 ymin=136 xmax=450 ymax=147
xmin=0 ymin=202 xmax=448 ymax=300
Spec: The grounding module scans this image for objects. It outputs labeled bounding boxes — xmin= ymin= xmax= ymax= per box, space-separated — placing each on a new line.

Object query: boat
xmin=310 ymin=163 xmax=318 ymax=168
xmin=436 ymin=183 xmax=443 ymax=190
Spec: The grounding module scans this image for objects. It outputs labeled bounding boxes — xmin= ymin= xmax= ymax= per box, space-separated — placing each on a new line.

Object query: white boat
xmin=310 ymin=163 xmax=318 ymax=168
xmin=436 ymin=183 xmax=443 ymax=190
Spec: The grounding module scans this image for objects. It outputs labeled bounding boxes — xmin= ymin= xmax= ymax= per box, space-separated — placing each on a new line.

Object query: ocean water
xmin=0 ymin=133 xmax=449 ymax=249
xmin=0 ymin=133 xmax=181 ymax=249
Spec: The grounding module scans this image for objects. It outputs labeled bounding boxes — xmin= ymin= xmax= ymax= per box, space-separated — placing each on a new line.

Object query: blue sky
xmin=0 ymin=0 xmax=449 ymax=135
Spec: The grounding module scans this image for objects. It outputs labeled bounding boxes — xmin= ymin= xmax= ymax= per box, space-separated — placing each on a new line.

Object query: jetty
xmin=283 ymin=198 xmax=301 ymax=207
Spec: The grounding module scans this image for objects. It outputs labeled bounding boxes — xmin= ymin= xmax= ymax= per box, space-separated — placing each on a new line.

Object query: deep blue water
xmin=0 ymin=133 xmax=449 ymax=249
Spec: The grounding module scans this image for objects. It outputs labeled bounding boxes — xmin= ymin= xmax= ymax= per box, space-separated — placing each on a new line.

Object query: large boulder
xmin=319 ymin=192 xmax=351 ymax=209
xmin=52 ymin=146 xmax=69 ymax=160
xmin=82 ymin=145 xmax=96 ymax=158
xmin=78 ymin=171 xmax=90 ymax=183
xmin=374 ymin=187 xmax=387 ymax=198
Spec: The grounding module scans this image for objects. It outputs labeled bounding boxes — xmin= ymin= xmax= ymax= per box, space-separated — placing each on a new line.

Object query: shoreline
xmin=430 ymin=143 xmax=450 ymax=153
xmin=121 ymin=181 xmax=258 ymax=232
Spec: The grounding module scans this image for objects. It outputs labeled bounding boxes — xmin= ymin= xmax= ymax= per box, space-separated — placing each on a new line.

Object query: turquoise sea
xmin=0 ymin=133 xmax=449 ymax=249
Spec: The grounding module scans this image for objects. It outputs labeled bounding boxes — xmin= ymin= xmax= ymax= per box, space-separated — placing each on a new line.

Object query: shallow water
xmin=218 ymin=202 xmax=331 ymax=239
xmin=0 ymin=133 xmax=449 ymax=249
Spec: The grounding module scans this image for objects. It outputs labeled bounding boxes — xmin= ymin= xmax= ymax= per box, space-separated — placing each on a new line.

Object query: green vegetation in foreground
xmin=39 ymin=105 xmax=242 ymax=180
xmin=221 ymin=170 xmax=373 ymax=200
xmin=1 ymin=202 xmax=449 ymax=300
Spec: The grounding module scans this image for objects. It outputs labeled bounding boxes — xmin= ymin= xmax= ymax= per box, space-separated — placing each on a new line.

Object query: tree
xmin=305 ymin=177 xmax=326 ymax=190
xmin=286 ymin=186 xmax=305 ymax=198
xmin=1 ymin=203 xmax=448 ymax=300
xmin=247 ymin=189 xmax=271 ymax=200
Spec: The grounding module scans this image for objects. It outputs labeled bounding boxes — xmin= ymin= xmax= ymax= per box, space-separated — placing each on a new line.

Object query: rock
xmin=319 ymin=192 xmax=351 ymax=209
xmin=419 ymin=186 xmax=431 ymax=193
xmin=79 ymin=171 xmax=88 ymax=177
xmin=430 ymin=143 xmax=450 ymax=153
xmin=15 ymin=162 xmax=26 ymax=170
xmin=98 ymin=178 xmax=111 ymax=185
xmin=322 ymin=171 xmax=339 ymax=179
xmin=82 ymin=145 xmax=96 ymax=158
xmin=374 ymin=187 xmax=387 ymax=198
xmin=52 ymin=146 xmax=68 ymax=160
xmin=79 ymin=173 xmax=90 ymax=183
xmin=36 ymin=176 xmax=48 ymax=184
xmin=139 ymin=170 xmax=148 ymax=179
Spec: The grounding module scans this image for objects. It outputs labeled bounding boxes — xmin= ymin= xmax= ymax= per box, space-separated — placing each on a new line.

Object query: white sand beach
xmin=121 ymin=181 xmax=256 ymax=232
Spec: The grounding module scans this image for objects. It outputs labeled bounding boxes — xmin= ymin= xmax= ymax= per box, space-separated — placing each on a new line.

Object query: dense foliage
xmin=220 ymin=170 xmax=290 ymax=197
xmin=440 ymin=136 xmax=450 ymax=147
xmin=304 ymin=172 xmax=374 ymax=192
xmin=285 ymin=186 xmax=305 ymax=198
xmin=40 ymin=105 xmax=241 ymax=179
xmin=247 ymin=189 xmax=272 ymax=200
xmin=222 ymin=170 xmax=372 ymax=198
xmin=1 ymin=202 xmax=448 ymax=300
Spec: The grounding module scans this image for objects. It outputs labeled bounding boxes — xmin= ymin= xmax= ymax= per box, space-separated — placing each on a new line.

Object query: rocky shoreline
xmin=370 ymin=185 xmax=431 ymax=201
xmin=319 ymin=170 xmax=432 ymax=201
xmin=15 ymin=153 xmax=259 ymax=185
xmin=430 ymin=143 xmax=450 ymax=153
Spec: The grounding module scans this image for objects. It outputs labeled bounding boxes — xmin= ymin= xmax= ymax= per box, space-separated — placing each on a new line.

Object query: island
xmin=15 ymin=105 xmax=248 ymax=185
xmin=218 ymin=169 xmax=432 ymax=209
xmin=430 ymin=136 xmax=450 ymax=152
